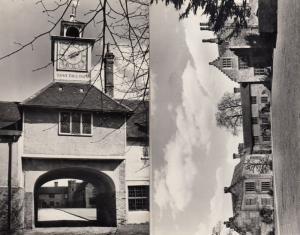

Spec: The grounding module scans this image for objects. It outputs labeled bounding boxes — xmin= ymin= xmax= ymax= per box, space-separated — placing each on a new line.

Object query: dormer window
xmin=222 ymin=58 xmax=233 ymax=68
xmin=59 ymin=112 xmax=92 ymax=136
xmin=66 ymin=26 xmax=80 ymax=37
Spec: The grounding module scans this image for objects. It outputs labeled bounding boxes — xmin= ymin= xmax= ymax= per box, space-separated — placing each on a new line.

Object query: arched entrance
xmin=34 ymin=167 xmax=116 ymax=227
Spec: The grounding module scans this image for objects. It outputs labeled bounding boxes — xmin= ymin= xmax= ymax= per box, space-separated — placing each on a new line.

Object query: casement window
xmin=222 ymin=58 xmax=233 ymax=68
xmin=245 ymin=182 xmax=255 ymax=192
xmin=253 ymin=136 xmax=260 ymax=143
xmin=261 ymin=117 xmax=269 ymax=124
xmin=254 ymin=67 xmax=265 ymax=75
xmin=261 ymin=97 xmax=268 ymax=103
xmin=263 ymin=136 xmax=271 ymax=142
xmin=59 ymin=112 xmax=92 ymax=135
xmin=128 ymin=186 xmax=149 ymax=211
xmin=252 ymin=117 xmax=258 ymax=124
xmin=251 ymin=96 xmax=257 ymax=104
xmin=239 ymin=56 xmax=248 ymax=69
xmin=245 ymin=198 xmax=256 ymax=205
xmin=49 ymin=194 xmax=55 ymax=198
xmin=261 ymin=181 xmax=271 ymax=192
xmin=261 ymin=198 xmax=272 ymax=206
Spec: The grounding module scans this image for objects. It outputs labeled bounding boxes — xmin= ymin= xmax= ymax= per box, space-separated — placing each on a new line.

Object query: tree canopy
xmin=215 ymin=92 xmax=242 ymax=135
xmin=152 ymin=0 xmax=250 ymax=33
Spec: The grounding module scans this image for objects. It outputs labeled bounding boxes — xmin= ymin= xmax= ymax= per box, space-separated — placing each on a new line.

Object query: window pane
xmin=254 ymin=67 xmax=265 ymax=75
xmin=261 ymin=97 xmax=268 ymax=103
xmin=245 ymin=182 xmax=255 ymax=192
xmin=261 ymin=181 xmax=271 ymax=191
xmin=239 ymin=56 xmax=248 ymax=69
xmin=252 ymin=117 xmax=258 ymax=124
xmin=128 ymin=186 xmax=149 ymax=211
xmin=222 ymin=58 xmax=232 ymax=68
xmin=251 ymin=96 xmax=257 ymax=104
xmin=72 ymin=112 xmax=81 ymax=134
xmin=60 ymin=112 xmax=70 ymax=133
xmin=82 ymin=113 xmax=92 ymax=134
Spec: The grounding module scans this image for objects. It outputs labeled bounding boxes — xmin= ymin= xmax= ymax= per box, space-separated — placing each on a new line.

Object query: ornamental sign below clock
xmin=57 ymin=41 xmax=88 ymax=72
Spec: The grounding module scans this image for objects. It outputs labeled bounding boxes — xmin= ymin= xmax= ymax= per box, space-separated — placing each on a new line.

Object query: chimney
xmin=200 ymin=22 xmax=209 ymax=27
xmin=54 ymin=181 xmax=58 ymax=187
xmin=104 ymin=43 xmax=115 ymax=97
xmin=233 ymin=153 xmax=241 ymax=159
xmin=202 ymin=38 xmax=219 ymax=44
xmin=200 ymin=26 xmax=211 ymax=31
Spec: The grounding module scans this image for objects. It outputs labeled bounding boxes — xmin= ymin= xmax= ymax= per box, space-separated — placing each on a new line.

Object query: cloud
xmin=154 ymin=60 xmax=215 ymax=216
xmin=194 ymin=223 xmax=209 ymax=235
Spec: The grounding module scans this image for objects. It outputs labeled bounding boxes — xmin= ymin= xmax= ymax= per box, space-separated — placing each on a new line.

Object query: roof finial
xmin=107 ymin=43 xmax=110 ymax=53
xmin=70 ymin=0 xmax=79 ymax=21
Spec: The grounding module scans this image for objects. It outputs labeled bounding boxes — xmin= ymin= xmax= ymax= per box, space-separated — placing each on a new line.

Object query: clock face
xmin=57 ymin=42 xmax=88 ymax=71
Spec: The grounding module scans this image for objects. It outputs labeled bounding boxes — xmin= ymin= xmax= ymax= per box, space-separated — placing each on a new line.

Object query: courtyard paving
xmin=5 ymin=224 xmax=149 ymax=235
xmin=272 ymin=0 xmax=300 ymax=234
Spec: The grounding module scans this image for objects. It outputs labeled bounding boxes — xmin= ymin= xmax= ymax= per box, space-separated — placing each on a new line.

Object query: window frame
xmin=245 ymin=181 xmax=256 ymax=192
xmin=238 ymin=56 xmax=249 ymax=69
xmin=251 ymin=96 xmax=257 ymax=104
xmin=254 ymin=67 xmax=265 ymax=76
xmin=261 ymin=96 xmax=268 ymax=103
xmin=245 ymin=197 xmax=257 ymax=206
xmin=222 ymin=58 xmax=233 ymax=69
xmin=261 ymin=198 xmax=272 ymax=206
xmin=128 ymin=185 xmax=149 ymax=211
xmin=251 ymin=117 xmax=258 ymax=125
xmin=261 ymin=181 xmax=271 ymax=192
xmin=59 ymin=111 xmax=93 ymax=136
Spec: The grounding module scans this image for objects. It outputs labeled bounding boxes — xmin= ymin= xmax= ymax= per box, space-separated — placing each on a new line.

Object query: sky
xmin=150 ymin=2 xmax=242 ymax=235
xmin=0 ymin=1 xmax=242 ymax=234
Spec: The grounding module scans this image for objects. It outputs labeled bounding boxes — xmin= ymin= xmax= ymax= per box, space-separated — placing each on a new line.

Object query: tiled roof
xmin=0 ymin=102 xmax=21 ymax=129
xmin=21 ymin=82 xmax=132 ymax=113
xmin=39 ymin=186 xmax=68 ymax=194
xmin=117 ymin=99 xmax=149 ymax=141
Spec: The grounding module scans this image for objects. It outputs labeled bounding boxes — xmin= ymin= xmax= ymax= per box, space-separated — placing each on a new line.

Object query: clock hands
xmin=68 ymin=51 xmax=80 ymax=59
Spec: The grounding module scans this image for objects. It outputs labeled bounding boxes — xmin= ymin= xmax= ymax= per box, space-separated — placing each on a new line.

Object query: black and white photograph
xmin=0 ymin=0 xmax=149 ymax=234
xmin=0 ymin=0 xmax=297 ymax=235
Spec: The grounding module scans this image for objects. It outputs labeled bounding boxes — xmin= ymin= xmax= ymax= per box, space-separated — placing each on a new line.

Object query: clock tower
xmin=51 ymin=18 xmax=95 ymax=83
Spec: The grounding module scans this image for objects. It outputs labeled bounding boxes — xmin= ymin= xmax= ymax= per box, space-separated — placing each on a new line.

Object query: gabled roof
xmin=209 ymin=57 xmax=238 ymax=82
xmin=0 ymin=102 xmax=21 ymax=129
xmin=117 ymin=99 xmax=149 ymax=141
xmin=21 ymin=82 xmax=132 ymax=113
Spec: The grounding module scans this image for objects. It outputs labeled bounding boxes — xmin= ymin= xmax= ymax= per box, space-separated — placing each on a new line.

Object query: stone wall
xmin=0 ymin=187 xmax=24 ymax=232
xmin=116 ymin=160 xmax=126 ymax=225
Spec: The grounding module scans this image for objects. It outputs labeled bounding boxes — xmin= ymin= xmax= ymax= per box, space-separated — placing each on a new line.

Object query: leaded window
xmin=59 ymin=112 xmax=92 ymax=135
xmin=222 ymin=58 xmax=233 ymax=68
xmin=261 ymin=181 xmax=271 ymax=192
xmin=245 ymin=182 xmax=255 ymax=192
xmin=128 ymin=186 xmax=149 ymax=211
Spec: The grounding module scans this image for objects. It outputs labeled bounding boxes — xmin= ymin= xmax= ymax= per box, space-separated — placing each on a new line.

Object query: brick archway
xmin=33 ymin=167 xmax=117 ymax=227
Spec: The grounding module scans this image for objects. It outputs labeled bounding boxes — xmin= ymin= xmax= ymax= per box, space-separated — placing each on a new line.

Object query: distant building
xmin=202 ymin=0 xmax=276 ymax=234
xmin=224 ymin=153 xmax=274 ymax=235
xmin=37 ymin=180 xmax=96 ymax=209
xmin=38 ymin=182 xmax=68 ymax=208
xmin=204 ymin=0 xmax=273 ymax=154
